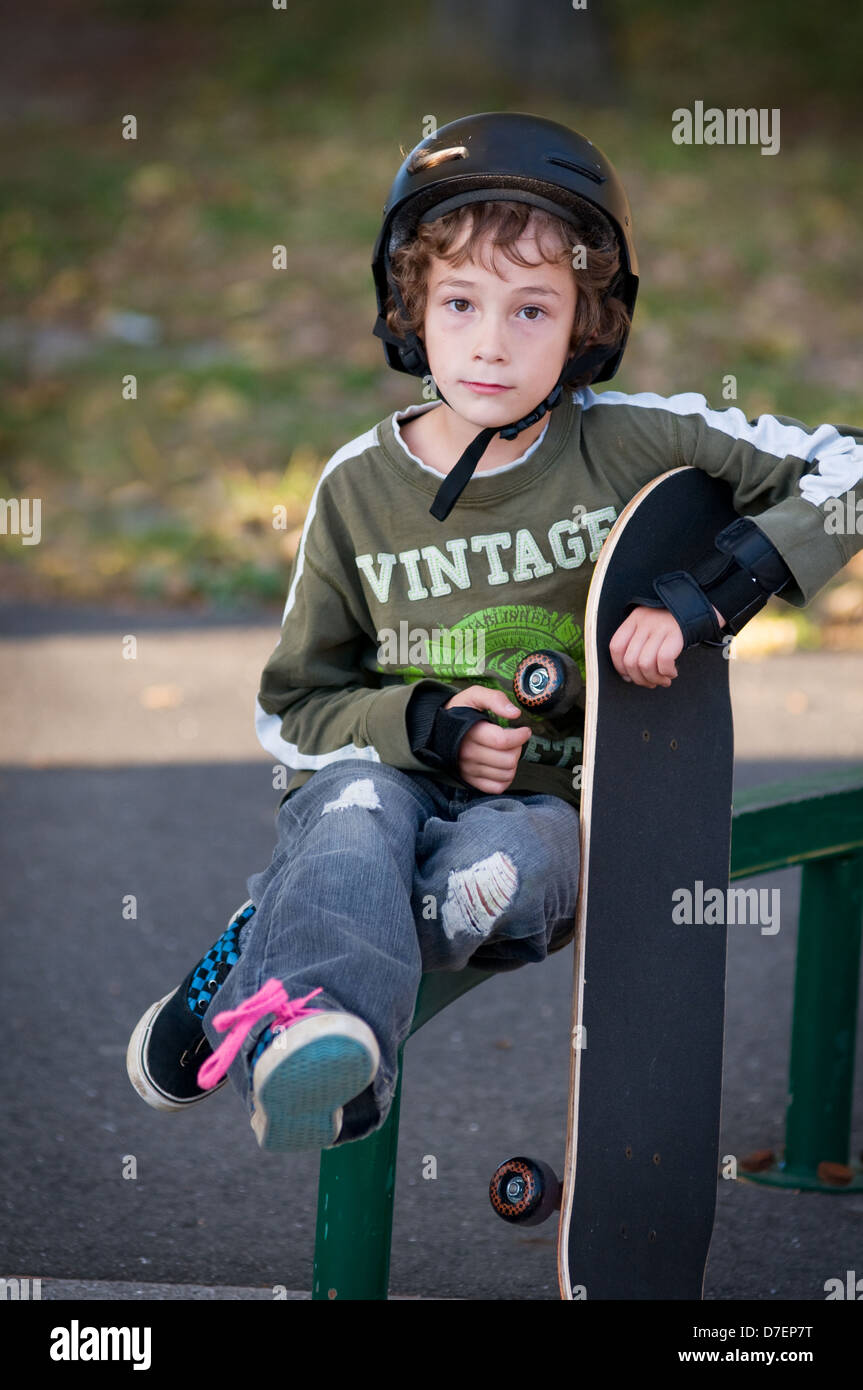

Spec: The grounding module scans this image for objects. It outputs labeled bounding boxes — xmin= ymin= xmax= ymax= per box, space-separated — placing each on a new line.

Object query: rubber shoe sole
xmin=126 ymin=986 xmax=228 ymax=1111
xmin=250 ymin=1012 xmax=380 ymax=1154
xmin=126 ymin=899 xmax=254 ymax=1111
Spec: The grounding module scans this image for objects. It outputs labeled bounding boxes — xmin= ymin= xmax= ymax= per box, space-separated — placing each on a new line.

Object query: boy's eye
xmin=443 ymin=299 xmax=546 ymax=320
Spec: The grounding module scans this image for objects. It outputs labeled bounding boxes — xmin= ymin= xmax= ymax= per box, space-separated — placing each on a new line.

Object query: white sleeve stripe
xmin=255 ymin=697 xmax=382 ymax=771
xmin=257 ymin=421 xmax=382 ymax=767
xmin=280 ymin=421 xmax=380 ymax=626
xmin=577 ymin=386 xmax=863 ymax=507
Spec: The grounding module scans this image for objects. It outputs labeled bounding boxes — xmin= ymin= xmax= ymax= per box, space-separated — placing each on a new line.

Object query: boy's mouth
xmin=461 ymin=380 xmax=512 ymax=394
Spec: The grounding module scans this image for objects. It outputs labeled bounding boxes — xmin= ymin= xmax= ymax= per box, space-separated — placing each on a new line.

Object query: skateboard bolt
xmin=526 ymin=666 xmax=549 ymax=695
xmin=506 ymin=1176 xmax=527 ymax=1202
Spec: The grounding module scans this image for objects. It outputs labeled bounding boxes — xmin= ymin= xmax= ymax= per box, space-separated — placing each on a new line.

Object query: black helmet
xmin=370 ymin=112 xmax=638 ymax=520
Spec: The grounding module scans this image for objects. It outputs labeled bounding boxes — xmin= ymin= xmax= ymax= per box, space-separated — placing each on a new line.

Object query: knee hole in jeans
xmin=440 ymin=851 xmax=519 ymax=939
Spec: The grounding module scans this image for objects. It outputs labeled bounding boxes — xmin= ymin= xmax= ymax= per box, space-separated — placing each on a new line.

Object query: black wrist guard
xmin=624 ymin=517 xmax=793 ymax=652
xmin=406 ymin=687 xmax=488 ymax=772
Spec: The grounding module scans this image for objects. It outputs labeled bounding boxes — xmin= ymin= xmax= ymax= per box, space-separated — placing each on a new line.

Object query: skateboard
xmin=489 ymin=467 xmax=739 ymax=1299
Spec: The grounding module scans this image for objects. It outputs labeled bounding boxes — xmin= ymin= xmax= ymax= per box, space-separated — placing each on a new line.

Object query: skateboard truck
xmin=491 ymin=663 xmax=580 ymax=1232
xmin=492 ymin=654 xmax=579 ymax=1232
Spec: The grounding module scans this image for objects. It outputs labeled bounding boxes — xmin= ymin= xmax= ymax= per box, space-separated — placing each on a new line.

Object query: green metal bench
xmin=311 ymin=765 xmax=863 ymax=1300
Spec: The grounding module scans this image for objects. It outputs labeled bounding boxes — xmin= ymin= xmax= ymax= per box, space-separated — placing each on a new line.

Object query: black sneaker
xmin=126 ymin=900 xmax=256 ymax=1111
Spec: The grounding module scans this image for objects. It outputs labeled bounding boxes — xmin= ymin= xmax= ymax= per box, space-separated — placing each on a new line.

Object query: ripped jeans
xmin=202 ymin=758 xmax=580 ymax=1144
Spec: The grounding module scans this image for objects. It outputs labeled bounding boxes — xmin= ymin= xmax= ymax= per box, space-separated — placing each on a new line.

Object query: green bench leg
xmin=310 ymin=966 xmax=495 ymax=1299
xmin=312 ymin=1044 xmax=405 ymax=1301
xmin=785 ymin=852 xmax=863 ymax=1181
xmin=742 ymin=850 xmax=863 ymax=1191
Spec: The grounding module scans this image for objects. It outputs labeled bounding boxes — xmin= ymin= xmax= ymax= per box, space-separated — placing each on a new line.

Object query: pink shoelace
xmin=197 ymin=977 xmax=324 ymax=1090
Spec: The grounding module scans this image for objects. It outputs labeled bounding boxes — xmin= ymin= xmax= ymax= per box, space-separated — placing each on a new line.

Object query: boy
xmin=127 ymin=111 xmax=863 ymax=1154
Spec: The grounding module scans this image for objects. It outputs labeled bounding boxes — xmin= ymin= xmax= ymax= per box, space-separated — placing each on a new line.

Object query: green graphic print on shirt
xmin=374 ymin=602 xmax=586 ymax=773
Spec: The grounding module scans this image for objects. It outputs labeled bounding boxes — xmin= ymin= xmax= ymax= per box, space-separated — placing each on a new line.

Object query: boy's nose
xmin=472 ymin=318 xmax=509 ymax=360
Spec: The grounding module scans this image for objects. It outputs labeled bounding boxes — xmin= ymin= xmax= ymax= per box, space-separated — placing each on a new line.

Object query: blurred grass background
xmin=1 ymin=0 xmax=861 ymax=649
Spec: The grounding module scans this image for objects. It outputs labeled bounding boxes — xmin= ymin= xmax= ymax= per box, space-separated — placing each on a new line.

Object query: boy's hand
xmin=444 ymin=687 xmax=532 ymax=794
xmin=609 ymin=605 xmax=725 ymax=687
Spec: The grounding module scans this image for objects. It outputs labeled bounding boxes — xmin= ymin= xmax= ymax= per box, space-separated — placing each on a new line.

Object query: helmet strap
xmin=428 ymin=341 xmax=615 ymax=521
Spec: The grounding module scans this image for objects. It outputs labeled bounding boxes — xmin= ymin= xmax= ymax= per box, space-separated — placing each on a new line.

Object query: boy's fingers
xmin=461 ymin=767 xmax=516 ymax=794
xmin=618 ymin=631 xmax=649 ymax=685
xmin=656 ymin=639 xmax=679 ymax=678
xmin=460 ymin=723 xmax=532 ymax=785
xmin=637 ymin=634 xmax=669 ymax=686
xmin=620 ymin=626 xmax=670 ymax=687
xmin=468 ymin=718 xmax=531 ymax=748
xmin=461 ymin=752 xmax=524 ymax=783
xmin=460 ymin=743 xmax=522 ymax=772
xmin=612 ymin=611 xmax=684 ymax=686
xmin=446 ymin=686 xmax=521 ymax=719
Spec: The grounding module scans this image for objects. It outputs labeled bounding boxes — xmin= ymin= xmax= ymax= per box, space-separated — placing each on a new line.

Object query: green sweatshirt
xmin=256 ymin=385 xmax=863 ymax=811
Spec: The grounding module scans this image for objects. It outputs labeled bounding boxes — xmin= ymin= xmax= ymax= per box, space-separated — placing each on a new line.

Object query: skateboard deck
xmin=558 ymin=467 xmax=738 ymax=1300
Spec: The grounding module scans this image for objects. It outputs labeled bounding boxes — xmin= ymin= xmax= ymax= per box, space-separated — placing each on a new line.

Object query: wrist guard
xmin=624 ymin=517 xmax=794 ymax=651
xmin=406 ymin=687 xmax=488 ymax=773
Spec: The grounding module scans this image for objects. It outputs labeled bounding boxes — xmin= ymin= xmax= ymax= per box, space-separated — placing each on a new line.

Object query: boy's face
xmin=421 ymin=224 xmax=577 ymax=429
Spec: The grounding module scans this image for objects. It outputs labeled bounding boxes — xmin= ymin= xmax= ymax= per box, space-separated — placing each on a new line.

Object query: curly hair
xmin=384 ymin=198 xmax=631 ymax=389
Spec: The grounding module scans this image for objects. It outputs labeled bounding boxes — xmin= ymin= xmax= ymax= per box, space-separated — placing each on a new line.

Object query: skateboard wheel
xmin=513 ymin=650 xmax=583 ymax=716
xmin=489 ymin=1156 xmax=561 ymax=1226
